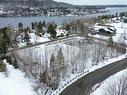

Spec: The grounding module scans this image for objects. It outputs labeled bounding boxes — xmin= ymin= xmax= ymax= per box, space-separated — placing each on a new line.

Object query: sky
xmin=54 ymin=0 xmax=127 ymax=5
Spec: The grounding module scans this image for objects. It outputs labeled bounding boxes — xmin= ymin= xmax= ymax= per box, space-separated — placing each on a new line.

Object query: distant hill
xmin=0 ymin=0 xmax=75 ymax=8
xmin=104 ymin=5 xmax=127 ymax=7
xmin=0 ymin=0 xmax=105 ymax=9
xmin=0 ymin=0 xmax=127 ymax=8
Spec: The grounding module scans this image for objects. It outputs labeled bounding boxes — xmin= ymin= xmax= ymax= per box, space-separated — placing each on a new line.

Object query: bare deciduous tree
xmin=102 ymin=74 xmax=127 ymax=95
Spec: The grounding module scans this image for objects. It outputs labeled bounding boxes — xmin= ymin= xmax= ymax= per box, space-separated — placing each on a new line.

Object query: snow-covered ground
xmin=0 ymin=60 xmax=36 ymax=95
xmin=18 ymin=32 xmax=50 ymax=48
xmin=29 ymin=33 xmax=50 ymax=44
xmin=91 ymin=68 xmax=127 ymax=95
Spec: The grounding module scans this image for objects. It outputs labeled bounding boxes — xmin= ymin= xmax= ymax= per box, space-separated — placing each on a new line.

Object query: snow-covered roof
xmin=56 ymin=29 xmax=68 ymax=36
xmin=43 ymin=32 xmax=51 ymax=38
xmin=31 ymin=30 xmax=36 ymax=33
xmin=93 ymin=24 xmax=116 ymax=33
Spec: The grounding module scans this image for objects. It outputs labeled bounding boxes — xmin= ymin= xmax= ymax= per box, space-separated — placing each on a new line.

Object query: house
xmin=98 ymin=27 xmax=116 ymax=36
xmin=56 ymin=25 xmax=69 ymax=37
xmin=90 ymin=24 xmax=116 ymax=36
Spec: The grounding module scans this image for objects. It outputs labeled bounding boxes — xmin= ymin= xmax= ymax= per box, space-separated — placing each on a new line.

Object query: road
xmin=9 ymin=34 xmax=78 ymax=52
xmin=60 ymin=58 xmax=127 ymax=95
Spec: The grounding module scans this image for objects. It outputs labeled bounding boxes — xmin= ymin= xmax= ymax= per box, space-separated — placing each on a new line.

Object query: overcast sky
xmin=54 ymin=0 xmax=127 ymax=5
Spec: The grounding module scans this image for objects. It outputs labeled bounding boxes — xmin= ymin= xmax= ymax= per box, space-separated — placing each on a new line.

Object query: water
xmin=0 ymin=7 xmax=127 ymax=28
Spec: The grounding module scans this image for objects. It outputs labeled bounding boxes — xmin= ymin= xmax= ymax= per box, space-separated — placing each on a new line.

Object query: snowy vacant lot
xmin=10 ymin=36 xmax=124 ymax=95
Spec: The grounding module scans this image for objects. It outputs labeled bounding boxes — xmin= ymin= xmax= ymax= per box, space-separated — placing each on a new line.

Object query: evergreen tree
xmin=0 ymin=27 xmax=11 ymax=57
xmin=37 ymin=21 xmax=43 ymax=33
xmin=56 ymin=48 xmax=64 ymax=66
xmin=31 ymin=22 xmax=35 ymax=30
xmin=40 ymin=70 xmax=48 ymax=85
xmin=65 ymin=24 xmax=70 ymax=31
xmin=56 ymin=48 xmax=67 ymax=80
xmin=6 ymin=26 xmax=13 ymax=46
xmin=3 ymin=27 xmax=11 ymax=47
xmin=125 ymin=12 xmax=127 ymax=17
xmin=0 ymin=61 xmax=6 ymax=72
xmin=119 ymin=12 xmax=125 ymax=18
xmin=116 ymin=12 xmax=118 ymax=17
xmin=50 ymin=54 xmax=58 ymax=73
xmin=26 ymin=26 xmax=30 ymax=33
xmin=42 ymin=20 xmax=46 ymax=27
xmin=18 ymin=22 xmax=23 ymax=31
xmin=124 ymin=19 xmax=127 ymax=23
xmin=0 ymin=41 xmax=7 ymax=57
xmin=47 ymin=24 xmax=56 ymax=39
xmin=50 ymin=54 xmax=59 ymax=90
xmin=24 ymin=30 xmax=30 ymax=43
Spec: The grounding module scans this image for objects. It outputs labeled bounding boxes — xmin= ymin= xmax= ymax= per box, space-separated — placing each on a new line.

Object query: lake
xmin=0 ymin=7 xmax=127 ymax=28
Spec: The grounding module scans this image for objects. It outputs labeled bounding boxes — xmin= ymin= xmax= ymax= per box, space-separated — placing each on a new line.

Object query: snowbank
xmin=0 ymin=60 xmax=36 ymax=95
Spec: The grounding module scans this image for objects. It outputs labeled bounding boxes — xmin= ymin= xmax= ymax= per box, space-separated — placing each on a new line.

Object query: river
xmin=0 ymin=7 xmax=127 ymax=28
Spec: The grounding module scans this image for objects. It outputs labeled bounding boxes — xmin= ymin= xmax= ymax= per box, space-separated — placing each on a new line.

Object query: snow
xmin=29 ymin=33 xmax=37 ymax=44
xmin=17 ymin=32 xmax=50 ymax=48
xmin=91 ymin=67 xmax=127 ymax=95
xmin=16 ymin=36 xmax=125 ymax=95
xmin=14 ymin=20 xmax=127 ymax=95
xmin=18 ymin=42 xmax=27 ymax=48
xmin=36 ymin=36 xmax=50 ymax=43
xmin=43 ymin=32 xmax=51 ymax=38
xmin=50 ymin=21 xmax=127 ymax=95
xmin=17 ymin=28 xmax=70 ymax=48
xmin=29 ymin=32 xmax=50 ymax=44
xmin=56 ymin=29 xmax=68 ymax=37
xmin=0 ymin=60 xmax=36 ymax=95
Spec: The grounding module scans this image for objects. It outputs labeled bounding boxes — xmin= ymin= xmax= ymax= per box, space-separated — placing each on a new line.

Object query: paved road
xmin=60 ymin=58 xmax=127 ymax=95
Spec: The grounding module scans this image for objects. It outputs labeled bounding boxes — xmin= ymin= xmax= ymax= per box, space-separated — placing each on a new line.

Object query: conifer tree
xmin=42 ymin=20 xmax=46 ymax=27
xmin=18 ymin=22 xmax=23 ymax=31
xmin=24 ymin=29 xmax=30 ymax=43
xmin=47 ymin=24 xmax=56 ymax=39
xmin=50 ymin=54 xmax=59 ymax=90
xmin=37 ymin=21 xmax=43 ymax=33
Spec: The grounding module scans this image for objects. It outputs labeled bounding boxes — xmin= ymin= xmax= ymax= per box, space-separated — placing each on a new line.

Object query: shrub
xmin=0 ymin=61 xmax=6 ymax=72
xmin=6 ymin=56 xmax=19 ymax=69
